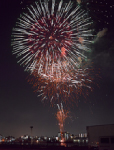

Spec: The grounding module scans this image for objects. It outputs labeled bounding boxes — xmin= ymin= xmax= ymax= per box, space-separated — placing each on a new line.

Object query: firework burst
xmin=28 ymin=64 xmax=93 ymax=107
xmin=11 ymin=0 xmax=93 ymax=81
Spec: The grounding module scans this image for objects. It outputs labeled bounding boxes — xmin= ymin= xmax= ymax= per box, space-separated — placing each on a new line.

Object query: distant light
xmin=56 ymin=137 xmax=58 ymax=140
xmin=36 ymin=140 xmax=39 ymax=143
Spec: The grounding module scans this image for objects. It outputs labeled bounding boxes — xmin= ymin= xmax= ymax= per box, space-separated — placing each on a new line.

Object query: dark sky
xmin=0 ymin=0 xmax=114 ymax=138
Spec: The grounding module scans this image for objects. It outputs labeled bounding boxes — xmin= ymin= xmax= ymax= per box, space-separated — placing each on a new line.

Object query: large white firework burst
xmin=11 ymin=0 xmax=93 ymax=82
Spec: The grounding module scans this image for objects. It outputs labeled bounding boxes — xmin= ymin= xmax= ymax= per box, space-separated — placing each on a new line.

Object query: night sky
xmin=0 ymin=0 xmax=114 ymax=138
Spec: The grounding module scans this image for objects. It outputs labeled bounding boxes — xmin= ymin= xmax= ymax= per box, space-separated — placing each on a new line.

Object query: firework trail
xmin=56 ymin=103 xmax=68 ymax=142
xmin=11 ymin=0 xmax=93 ymax=81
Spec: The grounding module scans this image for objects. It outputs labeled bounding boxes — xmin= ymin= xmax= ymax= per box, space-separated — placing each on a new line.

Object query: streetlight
xmin=30 ymin=126 xmax=33 ymax=144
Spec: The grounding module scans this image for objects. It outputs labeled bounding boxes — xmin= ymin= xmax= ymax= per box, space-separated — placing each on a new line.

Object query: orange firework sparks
xmin=56 ymin=103 xmax=69 ymax=142
xmin=27 ymin=65 xmax=94 ymax=108
xmin=27 ymin=58 xmax=97 ymax=108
